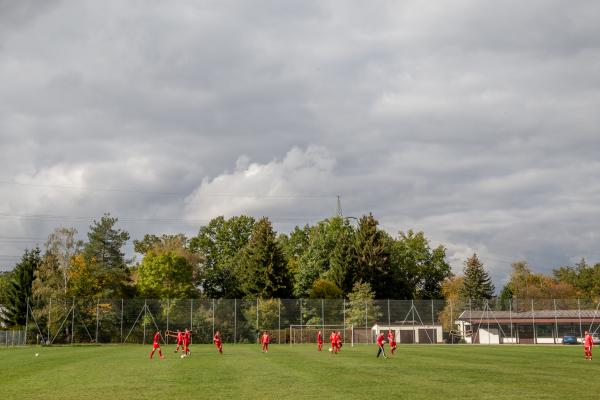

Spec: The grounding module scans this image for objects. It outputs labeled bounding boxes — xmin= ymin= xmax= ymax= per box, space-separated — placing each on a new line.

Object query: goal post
xmin=289 ymin=324 xmax=355 ymax=347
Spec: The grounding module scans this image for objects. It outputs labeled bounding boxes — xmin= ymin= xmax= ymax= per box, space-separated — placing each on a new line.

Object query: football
xmin=180 ymin=354 xmax=185 ymax=359
xmin=328 ymin=348 xmax=333 ymax=352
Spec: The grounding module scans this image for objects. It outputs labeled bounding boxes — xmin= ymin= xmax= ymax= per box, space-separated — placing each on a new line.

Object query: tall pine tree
xmin=1 ymin=248 xmax=42 ymax=326
xmin=460 ymin=253 xmax=495 ymax=303
xmin=235 ymin=217 xmax=291 ymax=298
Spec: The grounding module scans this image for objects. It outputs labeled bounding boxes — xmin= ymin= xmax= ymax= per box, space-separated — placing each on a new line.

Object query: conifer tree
xmin=460 ymin=253 xmax=495 ymax=301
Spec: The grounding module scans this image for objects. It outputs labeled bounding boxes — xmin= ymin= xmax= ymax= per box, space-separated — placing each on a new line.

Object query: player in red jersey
xmin=183 ymin=328 xmax=192 ymax=356
xmin=213 ymin=330 xmax=223 ymax=354
xmin=317 ymin=330 xmax=323 ymax=351
xmin=376 ymin=332 xmax=388 ymax=359
xmin=261 ymin=331 xmax=270 ymax=353
xmin=166 ymin=329 xmax=184 ymax=353
xmin=329 ymin=331 xmax=337 ymax=354
xmin=335 ymin=331 xmax=343 ymax=352
xmin=584 ymin=330 xmax=594 ymax=360
xmin=150 ymin=331 xmax=164 ymax=360
xmin=387 ymin=330 xmax=397 ymax=355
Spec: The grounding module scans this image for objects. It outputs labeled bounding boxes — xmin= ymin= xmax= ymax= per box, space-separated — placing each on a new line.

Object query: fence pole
xmin=25 ymin=297 xmax=29 ymax=346
xmin=48 ymin=297 xmax=52 ymax=344
xmin=469 ymin=298 xmax=472 ymax=344
xmin=190 ymin=299 xmax=193 ymax=344
xmin=120 ymin=298 xmax=124 ymax=344
xmin=531 ymin=299 xmax=536 ymax=345
xmin=578 ymin=299 xmax=583 ymax=339
xmin=212 ymin=299 xmax=215 ymax=339
xmin=166 ymin=299 xmax=170 ymax=345
xmin=388 ymin=299 xmax=391 ymax=329
xmin=300 ymin=300 xmax=303 ymax=344
xmin=343 ymin=299 xmax=346 ymax=344
xmin=553 ymin=299 xmax=559 ymax=344
xmin=256 ymin=298 xmax=259 ymax=335
xmin=71 ymin=298 xmax=75 ymax=345
xmin=365 ymin=300 xmax=368 ymax=345
xmin=95 ymin=299 xmax=99 ymax=343
xmin=431 ymin=299 xmax=435 ymax=330
xmin=234 ymin=299 xmax=237 ymax=344
xmin=143 ymin=299 xmax=147 ymax=344
xmin=412 ymin=300 xmax=416 ymax=344
xmin=278 ymin=299 xmax=281 ymax=344
xmin=321 ymin=299 xmax=325 ymax=336
xmin=509 ymin=298 xmax=514 ymax=343
xmin=450 ymin=299 xmax=453 ymax=340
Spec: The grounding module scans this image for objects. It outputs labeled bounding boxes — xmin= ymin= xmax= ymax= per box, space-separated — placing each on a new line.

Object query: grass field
xmin=1 ymin=343 xmax=598 ymax=400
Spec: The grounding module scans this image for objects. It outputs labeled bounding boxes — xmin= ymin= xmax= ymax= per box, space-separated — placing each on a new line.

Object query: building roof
xmin=457 ymin=309 xmax=600 ymax=324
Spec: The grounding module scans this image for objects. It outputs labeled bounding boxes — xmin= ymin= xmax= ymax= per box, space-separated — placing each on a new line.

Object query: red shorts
xmin=153 ymin=343 xmax=160 ymax=349
xmin=390 ymin=341 xmax=397 ymax=347
xmin=215 ymin=341 xmax=222 ymax=347
xmin=177 ymin=340 xmax=183 ymax=345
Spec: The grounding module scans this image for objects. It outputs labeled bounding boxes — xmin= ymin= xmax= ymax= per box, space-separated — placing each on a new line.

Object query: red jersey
xmin=213 ymin=334 xmax=221 ymax=344
xmin=387 ymin=332 xmax=395 ymax=343
xmin=330 ymin=332 xmax=335 ymax=343
xmin=153 ymin=332 xmax=161 ymax=346
xmin=317 ymin=332 xmax=323 ymax=343
xmin=176 ymin=331 xmax=183 ymax=343
xmin=585 ymin=334 xmax=594 ymax=347
xmin=262 ymin=334 xmax=270 ymax=344
xmin=184 ymin=331 xmax=191 ymax=344
xmin=377 ymin=334 xmax=385 ymax=346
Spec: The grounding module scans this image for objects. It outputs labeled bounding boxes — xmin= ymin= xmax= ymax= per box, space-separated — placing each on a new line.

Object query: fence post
xmin=365 ymin=300 xmax=368 ymax=345
xmin=234 ymin=298 xmax=237 ymax=344
xmin=343 ymin=299 xmax=346 ymax=344
xmin=321 ymin=299 xmax=325 ymax=335
xmin=256 ymin=298 xmax=259 ymax=335
xmin=48 ymin=297 xmax=52 ymax=344
xmin=412 ymin=300 xmax=416 ymax=344
xmin=166 ymin=299 xmax=170 ymax=345
xmin=190 ymin=299 xmax=194 ymax=344
xmin=531 ymin=299 xmax=536 ymax=345
xmin=300 ymin=300 xmax=303 ymax=344
xmin=71 ymin=298 xmax=75 ymax=345
xmin=469 ymin=298 xmax=472 ymax=344
xmin=143 ymin=299 xmax=147 ymax=344
xmin=25 ymin=297 xmax=29 ymax=346
xmin=388 ymin=299 xmax=391 ymax=329
xmin=212 ymin=299 xmax=215 ymax=339
xmin=578 ymin=299 xmax=583 ymax=339
xmin=120 ymin=298 xmax=124 ymax=344
xmin=95 ymin=299 xmax=99 ymax=343
xmin=278 ymin=299 xmax=281 ymax=344
xmin=509 ymin=298 xmax=514 ymax=343
xmin=553 ymin=299 xmax=558 ymax=344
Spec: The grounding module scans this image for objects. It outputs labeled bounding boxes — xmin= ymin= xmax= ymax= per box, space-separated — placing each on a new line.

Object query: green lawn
xmin=0 ymin=344 xmax=597 ymax=399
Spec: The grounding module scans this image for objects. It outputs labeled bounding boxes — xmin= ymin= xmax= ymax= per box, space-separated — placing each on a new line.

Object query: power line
xmin=0 ymin=180 xmax=337 ymax=199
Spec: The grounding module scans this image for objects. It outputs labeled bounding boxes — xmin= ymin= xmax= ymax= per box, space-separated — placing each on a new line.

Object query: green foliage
xmin=189 ymin=215 xmax=256 ymax=298
xmin=137 ymin=252 xmax=197 ymax=299
xmin=460 ymin=253 xmax=495 ymax=301
xmin=235 ymin=218 xmax=292 ymax=298
xmin=83 ymin=214 xmax=132 ymax=298
xmin=391 ymin=230 xmax=452 ymax=299
xmin=345 ymin=281 xmax=380 ymax=326
xmin=309 ymin=279 xmax=343 ymax=299
xmin=351 ymin=214 xmax=393 ymax=298
xmin=294 ymin=217 xmax=354 ymax=297
xmin=0 ymin=270 xmax=14 ymax=305
xmin=503 ymin=261 xmax=577 ymax=300
xmin=554 ymin=258 xmax=600 ymax=298
xmin=1 ymin=247 xmax=42 ymax=326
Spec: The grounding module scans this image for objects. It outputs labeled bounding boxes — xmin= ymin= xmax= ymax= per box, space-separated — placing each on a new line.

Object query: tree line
xmin=1 ymin=213 xmax=598 ymax=328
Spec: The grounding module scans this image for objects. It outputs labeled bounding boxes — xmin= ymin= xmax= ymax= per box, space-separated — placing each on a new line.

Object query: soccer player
xmin=317 ymin=330 xmax=323 ymax=351
xmin=584 ymin=330 xmax=594 ymax=360
xmin=261 ymin=331 xmax=270 ymax=353
xmin=150 ymin=331 xmax=164 ymax=360
xmin=183 ymin=328 xmax=192 ymax=356
xmin=329 ymin=331 xmax=337 ymax=354
xmin=213 ymin=330 xmax=223 ymax=354
xmin=166 ymin=329 xmax=184 ymax=353
xmin=335 ymin=331 xmax=343 ymax=352
xmin=387 ymin=330 xmax=397 ymax=355
xmin=376 ymin=332 xmax=388 ymax=359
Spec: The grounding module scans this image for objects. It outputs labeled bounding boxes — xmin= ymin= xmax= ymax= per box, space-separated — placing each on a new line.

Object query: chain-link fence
xmin=5 ymin=298 xmax=600 ymax=345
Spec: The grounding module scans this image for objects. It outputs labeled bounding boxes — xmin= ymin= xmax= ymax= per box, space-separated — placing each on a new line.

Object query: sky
xmin=1 ymin=0 xmax=599 ymax=288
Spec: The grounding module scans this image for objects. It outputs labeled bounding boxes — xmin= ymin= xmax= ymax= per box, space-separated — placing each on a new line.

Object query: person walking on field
xmin=213 ymin=331 xmax=223 ymax=354
xmin=261 ymin=331 xmax=270 ymax=353
xmin=376 ymin=332 xmax=388 ymax=359
xmin=584 ymin=330 xmax=594 ymax=360
xmin=317 ymin=330 xmax=323 ymax=351
xmin=150 ymin=331 xmax=164 ymax=360
xmin=387 ymin=330 xmax=397 ymax=355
